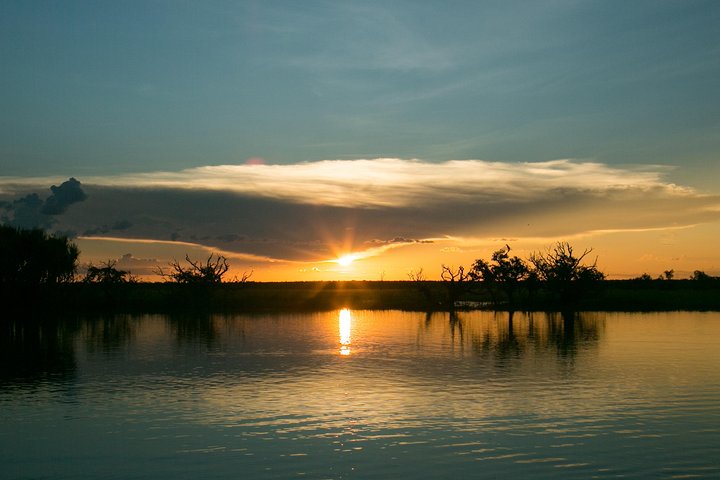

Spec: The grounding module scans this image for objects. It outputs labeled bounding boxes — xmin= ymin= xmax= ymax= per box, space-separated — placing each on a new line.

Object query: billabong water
xmin=1 ymin=311 xmax=719 ymax=478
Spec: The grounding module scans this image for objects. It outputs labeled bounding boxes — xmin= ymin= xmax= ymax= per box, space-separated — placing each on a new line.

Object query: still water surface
xmin=1 ymin=310 xmax=719 ymax=479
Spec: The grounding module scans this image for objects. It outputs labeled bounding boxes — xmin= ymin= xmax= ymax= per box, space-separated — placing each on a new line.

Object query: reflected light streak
xmin=339 ymin=308 xmax=352 ymax=356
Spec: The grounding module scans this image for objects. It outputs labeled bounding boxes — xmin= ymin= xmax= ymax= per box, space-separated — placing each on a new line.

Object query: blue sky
xmin=3 ymin=1 xmax=718 ymax=179
xmin=1 ymin=1 xmax=720 ymax=279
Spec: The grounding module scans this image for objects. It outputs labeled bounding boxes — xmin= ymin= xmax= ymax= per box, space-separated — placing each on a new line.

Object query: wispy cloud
xmin=272 ymin=2 xmax=458 ymax=73
xmin=74 ymin=159 xmax=688 ymax=208
xmin=78 ymin=236 xmax=290 ymax=265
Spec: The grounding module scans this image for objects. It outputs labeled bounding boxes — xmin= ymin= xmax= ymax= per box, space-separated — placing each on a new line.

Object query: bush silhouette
xmin=83 ymin=260 xmax=134 ymax=284
xmin=0 ymin=225 xmax=78 ymax=285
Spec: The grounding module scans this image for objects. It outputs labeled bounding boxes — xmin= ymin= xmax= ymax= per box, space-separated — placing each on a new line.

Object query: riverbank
xmin=3 ymin=279 xmax=720 ymax=314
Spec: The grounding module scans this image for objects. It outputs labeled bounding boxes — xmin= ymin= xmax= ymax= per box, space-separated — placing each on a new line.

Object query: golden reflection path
xmin=339 ymin=308 xmax=351 ymax=355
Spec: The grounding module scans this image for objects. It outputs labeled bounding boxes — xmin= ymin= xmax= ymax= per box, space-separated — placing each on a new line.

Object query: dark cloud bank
xmin=1 ymin=178 xmax=87 ymax=230
xmin=3 ymin=160 xmax=720 ymax=263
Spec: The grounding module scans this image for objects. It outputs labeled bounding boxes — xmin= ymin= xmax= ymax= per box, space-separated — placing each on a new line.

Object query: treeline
xmin=428 ymin=242 xmax=605 ymax=309
xmin=2 ymin=225 xmax=720 ymax=313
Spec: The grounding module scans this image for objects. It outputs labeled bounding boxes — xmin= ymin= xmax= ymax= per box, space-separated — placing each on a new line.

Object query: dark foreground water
xmin=1 ymin=311 xmax=719 ymax=479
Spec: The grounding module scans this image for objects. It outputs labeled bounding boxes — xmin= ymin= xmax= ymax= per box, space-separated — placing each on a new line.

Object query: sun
xmin=336 ymin=254 xmax=357 ymax=267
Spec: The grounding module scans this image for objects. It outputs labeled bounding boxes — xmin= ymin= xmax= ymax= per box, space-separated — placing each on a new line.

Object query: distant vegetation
xmin=1 ymin=226 xmax=719 ymax=313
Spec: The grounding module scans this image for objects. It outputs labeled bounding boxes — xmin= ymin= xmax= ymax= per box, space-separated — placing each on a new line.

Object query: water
xmin=1 ymin=310 xmax=719 ymax=479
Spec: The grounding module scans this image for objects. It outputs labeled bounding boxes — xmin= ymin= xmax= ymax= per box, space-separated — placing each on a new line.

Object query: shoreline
xmin=3 ymin=279 xmax=720 ymax=314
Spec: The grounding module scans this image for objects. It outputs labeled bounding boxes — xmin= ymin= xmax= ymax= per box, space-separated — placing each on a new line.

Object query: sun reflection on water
xmin=339 ymin=308 xmax=351 ymax=355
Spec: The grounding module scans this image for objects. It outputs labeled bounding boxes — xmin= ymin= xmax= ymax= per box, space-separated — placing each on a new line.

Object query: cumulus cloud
xmin=40 ymin=177 xmax=87 ymax=215
xmin=114 ymin=253 xmax=160 ymax=276
xmin=0 ymin=177 xmax=87 ymax=230
xmin=5 ymin=193 xmax=53 ymax=229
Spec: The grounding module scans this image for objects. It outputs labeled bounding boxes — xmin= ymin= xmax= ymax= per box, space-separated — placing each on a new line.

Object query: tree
xmin=690 ymin=270 xmax=715 ymax=282
xmin=83 ymin=260 xmax=134 ymax=284
xmin=407 ymin=268 xmax=426 ymax=282
xmin=470 ymin=245 xmax=530 ymax=305
xmin=529 ymin=242 xmax=605 ymax=303
xmin=0 ymin=225 xmax=78 ymax=285
xmin=408 ymin=267 xmax=434 ymax=307
xmin=632 ymin=273 xmax=653 ymax=281
xmin=440 ymin=264 xmax=471 ymax=308
xmin=157 ymin=253 xmax=232 ymax=284
xmin=660 ymin=269 xmax=674 ymax=281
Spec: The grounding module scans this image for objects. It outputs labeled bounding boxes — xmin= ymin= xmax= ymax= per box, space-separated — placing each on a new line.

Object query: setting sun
xmin=336 ymin=254 xmax=357 ymax=267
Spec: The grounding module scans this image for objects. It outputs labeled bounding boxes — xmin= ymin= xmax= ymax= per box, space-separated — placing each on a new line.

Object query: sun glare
xmin=336 ymin=254 xmax=357 ymax=267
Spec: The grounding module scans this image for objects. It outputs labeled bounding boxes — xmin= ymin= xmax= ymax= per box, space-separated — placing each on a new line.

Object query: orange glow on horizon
xmin=74 ymin=222 xmax=720 ymax=282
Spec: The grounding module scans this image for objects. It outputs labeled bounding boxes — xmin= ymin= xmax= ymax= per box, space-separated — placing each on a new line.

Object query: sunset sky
xmin=2 ymin=1 xmax=719 ymax=280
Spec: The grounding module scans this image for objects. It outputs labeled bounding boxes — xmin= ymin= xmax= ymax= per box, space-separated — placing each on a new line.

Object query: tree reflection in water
xmin=166 ymin=312 xmax=219 ymax=348
xmin=82 ymin=314 xmax=138 ymax=354
xmin=457 ymin=311 xmax=604 ymax=364
xmin=0 ymin=316 xmax=80 ymax=385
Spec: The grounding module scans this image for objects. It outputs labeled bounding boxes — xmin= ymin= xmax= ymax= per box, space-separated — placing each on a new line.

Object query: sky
xmin=1 ymin=0 xmax=719 ymax=280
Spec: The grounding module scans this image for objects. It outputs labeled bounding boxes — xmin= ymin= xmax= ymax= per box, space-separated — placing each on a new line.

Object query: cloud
xmin=114 ymin=253 xmax=159 ymax=276
xmin=2 ymin=159 xmax=719 ymax=266
xmin=365 ymin=237 xmax=434 ymax=245
xmin=83 ymin=219 xmax=133 ymax=236
xmin=0 ymin=177 xmax=87 ymax=230
xmin=260 ymin=2 xmax=457 ymax=73
xmin=40 ymin=177 xmax=87 ymax=215
xmin=5 ymin=193 xmax=53 ymax=229
xmin=75 ymin=159 xmax=686 ymax=208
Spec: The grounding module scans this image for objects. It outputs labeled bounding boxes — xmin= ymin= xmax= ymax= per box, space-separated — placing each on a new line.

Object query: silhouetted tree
xmin=632 ymin=273 xmax=654 ymax=281
xmin=660 ymin=269 xmax=674 ymax=280
xmin=83 ymin=260 xmax=134 ymax=284
xmin=470 ymin=245 xmax=530 ymax=306
xmin=408 ymin=267 xmax=434 ymax=307
xmin=407 ymin=268 xmax=426 ymax=282
xmin=0 ymin=225 xmax=78 ymax=285
xmin=231 ymin=269 xmax=254 ymax=283
xmin=529 ymin=242 xmax=605 ymax=303
xmin=690 ymin=270 xmax=716 ymax=282
xmin=157 ymin=253 xmax=231 ymax=284
xmin=440 ymin=264 xmax=470 ymax=308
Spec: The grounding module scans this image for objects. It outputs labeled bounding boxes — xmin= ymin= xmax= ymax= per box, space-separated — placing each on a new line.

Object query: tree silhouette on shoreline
xmin=0 ymin=225 xmax=78 ymax=286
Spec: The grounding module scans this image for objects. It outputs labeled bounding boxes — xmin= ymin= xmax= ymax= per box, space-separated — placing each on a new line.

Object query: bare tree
xmin=407 ymin=268 xmax=434 ymax=306
xmin=441 ymin=265 xmax=471 ymax=309
xmin=529 ymin=242 xmax=604 ymax=302
xmin=407 ymin=268 xmax=426 ymax=282
xmin=157 ymin=253 xmax=230 ymax=284
xmin=231 ymin=269 xmax=254 ymax=283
